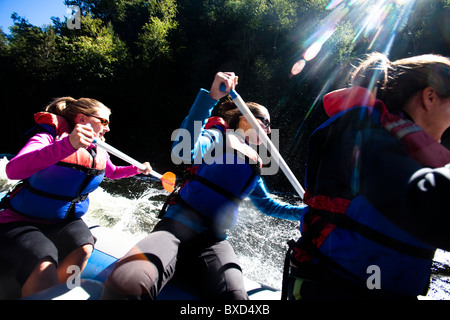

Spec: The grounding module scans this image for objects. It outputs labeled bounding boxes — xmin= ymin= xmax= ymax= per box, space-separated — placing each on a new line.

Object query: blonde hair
xmin=351 ymin=52 xmax=450 ymax=111
xmin=45 ymin=97 xmax=111 ymax=127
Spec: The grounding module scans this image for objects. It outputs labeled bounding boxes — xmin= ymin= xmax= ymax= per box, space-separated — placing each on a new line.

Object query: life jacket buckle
xmin=71 ymin=193 xmax=89 ymax=203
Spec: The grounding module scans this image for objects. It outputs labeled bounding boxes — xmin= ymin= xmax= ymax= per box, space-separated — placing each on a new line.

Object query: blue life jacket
xmin=9 ymin=112 xmax=107 ymax=221
xmin=175 ymin=117 xmax=262 ymax=232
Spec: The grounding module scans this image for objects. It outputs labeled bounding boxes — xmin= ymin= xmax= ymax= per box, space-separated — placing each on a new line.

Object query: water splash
xmin=1 ymin=158 xmax=449 ymax=297
xmin=86 ymin=178 xmax=165 ymax=237
xmin=0 ymin=157 xmax=18 ymax=192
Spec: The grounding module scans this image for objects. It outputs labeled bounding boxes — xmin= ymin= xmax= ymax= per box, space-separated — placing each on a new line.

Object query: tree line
xmin=1 ymin=0 xmax=449 ymax=191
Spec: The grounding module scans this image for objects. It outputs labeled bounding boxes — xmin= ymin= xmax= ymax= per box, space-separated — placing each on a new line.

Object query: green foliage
xmin=137 ymin=0 xmax=178 ymax=65
xmin=1 ymin=0 xmax=449 ymax=187
xmin=6 ymin=14 xmax=61 ymax=81
xmin=56 ymin=13 xmax=128 ymax=82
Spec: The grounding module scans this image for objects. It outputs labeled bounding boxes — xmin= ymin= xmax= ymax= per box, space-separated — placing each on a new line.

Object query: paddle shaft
xmin=224 ymin=87 xmax=305 ymax=199
xmin=93 ymin=138 xmax=163 ymax=179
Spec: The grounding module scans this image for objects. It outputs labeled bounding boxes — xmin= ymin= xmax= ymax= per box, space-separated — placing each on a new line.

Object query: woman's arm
xmin=249 ymin=176 xmax=307 ymax=221
xmin=172 ymin=72 xmax=238 ymax=164
xmin=6 ymin=132 xmax=76 ymax=180
xmin=104 ymin=154 xmax=140 ymax=179
xmin=6 ymin=122 xmax=99 ymax=180
xmin=171 ymin=89 xmax=221 ymax=163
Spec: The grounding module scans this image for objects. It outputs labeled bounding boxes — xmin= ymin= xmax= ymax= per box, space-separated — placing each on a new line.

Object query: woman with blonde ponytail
xmin=285 ymin=53 xmax=450 ymax=300
xmin=1 ymin=96 xmax=152 ymax=297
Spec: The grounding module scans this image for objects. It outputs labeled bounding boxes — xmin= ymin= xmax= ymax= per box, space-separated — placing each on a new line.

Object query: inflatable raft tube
xmin=0 ymin=224 xmax=280 ymax=300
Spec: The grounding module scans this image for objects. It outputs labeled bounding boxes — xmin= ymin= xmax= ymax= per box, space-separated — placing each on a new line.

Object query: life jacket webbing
xmin=283 ymin=235 xmax=416 ymax=300
xmin=383 ymin=118 xmax=426 ymax=140
xmin=302 ymin=190 xmax=435 ymax=260
xmin=188 ymin=174 xmax=241 ymax=204
xmin=158 ymin=165 xmax=242 ymax=219
xmin=22 ymin=179 xmax=89 ymax=203
xmin=303 ymin=191 xmax=350 ymax=214
xmin=55 ymin=160 xmax=106 ymax=176
xmin=310 ymin=209 xmax=435 ymax=260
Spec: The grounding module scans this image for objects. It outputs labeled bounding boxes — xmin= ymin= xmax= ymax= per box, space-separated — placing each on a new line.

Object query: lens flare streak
xmin=290 ymin=0 xmax=417 ymax=77
xmin=287 ymin=0 xmax=417 ymax=160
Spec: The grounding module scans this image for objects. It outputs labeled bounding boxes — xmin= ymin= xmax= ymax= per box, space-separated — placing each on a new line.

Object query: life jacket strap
xmin=55 ymin=160 xmax=106 ymax=176
xmin=282 ymin=236 xmax=415 ymax=300
xmin=311 ymin=209 xmax=435 ymax=260
xmin=303 ymin=191 xmax=350 ymax=214
xmin=189 ymin=174 xmax=241 ymax=204
xmin=22 ymin=179 xmax=89 ymax=203
xmin=302 ymin=192 xmax=435 ymax=260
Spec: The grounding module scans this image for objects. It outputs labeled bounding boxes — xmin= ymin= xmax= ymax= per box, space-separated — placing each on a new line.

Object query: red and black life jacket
xmin=8 ymin=112 xmax=107 ymax=220
xmin=289 ymin=86 xmax=450 ymax=297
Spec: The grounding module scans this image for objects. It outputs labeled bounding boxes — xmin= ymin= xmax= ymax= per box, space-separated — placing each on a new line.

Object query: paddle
xmin=220 ymin=84 xmax=305 ymax=199
xmin=92 ymin=137 xmax=176 ymax=193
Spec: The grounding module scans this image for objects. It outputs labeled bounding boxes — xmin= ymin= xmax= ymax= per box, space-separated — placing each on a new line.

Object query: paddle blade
xmin=160 ymin=172 xmax=176 ymax=193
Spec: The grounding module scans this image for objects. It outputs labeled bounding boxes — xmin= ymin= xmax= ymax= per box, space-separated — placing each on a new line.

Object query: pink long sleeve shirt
xmin=2 ymin=132 xmax=140 ymax=224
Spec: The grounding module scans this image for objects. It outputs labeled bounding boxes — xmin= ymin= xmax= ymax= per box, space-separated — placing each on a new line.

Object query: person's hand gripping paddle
xmin=220 ymin=83 xmax=305 ymax=199
xmin=87 ymin=126 xmax=175 ymax=193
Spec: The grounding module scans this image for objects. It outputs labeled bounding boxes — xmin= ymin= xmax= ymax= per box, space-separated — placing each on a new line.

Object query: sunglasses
xmin=85 ymin=114 xmax=110 ymax=126
xmin=255 ymin=116 xmax=271 ymax=128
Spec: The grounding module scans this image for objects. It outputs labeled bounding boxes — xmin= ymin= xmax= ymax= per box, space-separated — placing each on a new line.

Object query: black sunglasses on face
xmin=255 ymin=116 xmax=271 ymax=128
xmin=85 ymin=114 xmax=110 ymax=126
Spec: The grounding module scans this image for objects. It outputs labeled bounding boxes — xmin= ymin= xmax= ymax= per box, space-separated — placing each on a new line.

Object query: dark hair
xmin=351 ymin=52 xmax=450 ymax=111
xmin=217 ymin=97 xmax=267 ymax=129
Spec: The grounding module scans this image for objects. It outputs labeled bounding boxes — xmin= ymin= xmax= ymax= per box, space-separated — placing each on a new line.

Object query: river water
xmin=1 ymin=156 xmax=449 ymax=299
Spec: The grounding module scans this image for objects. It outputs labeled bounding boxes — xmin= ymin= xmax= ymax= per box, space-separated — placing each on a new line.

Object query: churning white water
xmin=85 ymin=174 xmax=302 ymax=291
xmin=1 ymin=156 xmax=449 ymax=299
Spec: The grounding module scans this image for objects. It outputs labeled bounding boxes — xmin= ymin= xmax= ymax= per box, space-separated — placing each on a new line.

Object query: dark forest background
xmin=1 ymin=0 xmax=449 ymax=192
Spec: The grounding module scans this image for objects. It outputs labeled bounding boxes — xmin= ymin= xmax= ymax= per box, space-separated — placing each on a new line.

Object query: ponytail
xmin=217 ymin=97 xmax=241 ymax=129
xmin=45 ymin=97 xmax=76 ymax=117
xmin=45 ymin=97 xmax=110 ymax=128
